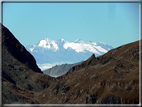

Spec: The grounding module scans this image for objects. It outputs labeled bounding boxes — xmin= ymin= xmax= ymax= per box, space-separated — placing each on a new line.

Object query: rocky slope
xmin=55 ymin=40 xmax=140 ymax=104
xmin=43 ymin=62 xmax=82 ymax=77
xmin=2 ymin=24 xmax=42 ymax=74
xmin=1 ymin=24 xmax=140 ymax=104
xmin=1 ymin=24 xmax=56 ymax=104
xmin=37 ymin=40 xmax=140 ymax=104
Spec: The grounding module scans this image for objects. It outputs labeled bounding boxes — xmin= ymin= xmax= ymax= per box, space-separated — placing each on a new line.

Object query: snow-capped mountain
xmin=26 ymin=38 xmax=113 ymax=64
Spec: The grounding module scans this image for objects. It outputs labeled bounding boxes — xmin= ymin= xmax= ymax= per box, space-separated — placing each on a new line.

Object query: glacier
xmin=26 ymin=38 xmax=113 ymax=65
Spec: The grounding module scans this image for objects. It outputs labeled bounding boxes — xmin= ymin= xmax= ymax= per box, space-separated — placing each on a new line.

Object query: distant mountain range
xmin=2 ymin=24 xmax=139 ymax=104
xmin=26 ymin=38 xmax=113 ymax=64
xmin=43 ymin=61 xmax=82 ymax=77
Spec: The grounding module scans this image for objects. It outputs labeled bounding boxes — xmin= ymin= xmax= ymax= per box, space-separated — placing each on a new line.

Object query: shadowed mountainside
xmin=1 ymin=24 xmax=57 ymax=104
xmin=2 ymin=24 xmax=42 ymax=74
xmin=1 ymin=24 xmax=140 ymax=104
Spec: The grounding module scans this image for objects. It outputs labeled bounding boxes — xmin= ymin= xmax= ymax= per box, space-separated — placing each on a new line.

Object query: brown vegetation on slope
xmin=1 ymin=24 xmax=140 ymax=104
xmin=42 ymin=40 xmax=140 ymax=104
xmin=33 ymin=40 xmax=140 ymax=104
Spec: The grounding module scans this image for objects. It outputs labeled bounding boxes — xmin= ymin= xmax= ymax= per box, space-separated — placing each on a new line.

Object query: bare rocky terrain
xmin=1 ymin=24 xmax=140 ymax=105
xmin=43 ymin=62 xmax=82 ymax=77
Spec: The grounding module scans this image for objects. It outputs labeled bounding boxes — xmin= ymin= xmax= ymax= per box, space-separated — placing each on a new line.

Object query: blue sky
xmin=2 ymin=2 xmax=139 ymax=48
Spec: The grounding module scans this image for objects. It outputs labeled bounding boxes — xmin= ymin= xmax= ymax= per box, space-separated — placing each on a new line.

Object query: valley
xmin=1 ymin=24 xmax=140 ymax=105
xmin=26 ymin=37 xmax=113 ymax=77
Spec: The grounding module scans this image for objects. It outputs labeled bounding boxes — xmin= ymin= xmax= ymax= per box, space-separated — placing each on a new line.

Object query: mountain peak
xmin=85 ymin=53 xmax=96 ymax=65
xmin=60 ymin=38 xmax=65 ymax=42
xmin=73 ymin=39 xmax=81 ymax=43
xmin=58 ymin=38 xmax=66 ymax=43
xmin=2 ymin=23 xmax=139 ymax=104
xmin=90 ymin=53 xmax=96 ymax=59
xmin=26 ymin=38 xmax=113 ymax=64
xmin=38 ymin=38 xmax=59 ymax=51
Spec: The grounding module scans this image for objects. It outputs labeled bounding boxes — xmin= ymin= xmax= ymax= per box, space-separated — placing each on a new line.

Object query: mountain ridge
xmin=43 ymin=61 xmax=83 ymax=77
xmin=27 ymin=37 xmax=113 ymax=53
xmin=1 ymin=24 xmax=42 ymax=73
xmin=2 ymin=24 xmax=140 ymax=104
xmin=26 ymin=38 xmax=113 ymax=64
xmin=53 ymin=40 xmax=140 ymax=104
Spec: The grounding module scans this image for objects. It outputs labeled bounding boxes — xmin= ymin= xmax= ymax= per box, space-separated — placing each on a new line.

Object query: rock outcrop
xmin=1 ymin=23 xmax=140 ymax=104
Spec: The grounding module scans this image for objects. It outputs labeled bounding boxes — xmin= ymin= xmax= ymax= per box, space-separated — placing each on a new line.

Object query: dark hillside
xmin=52 ymin=40 xmax=140 ymax=104
xmin=1 ymin=23 xmax=140 ymax=104
xmin=1 ymin=24 xmax=56 ymax=104
xmin=2 ymin=24 xmax=42 ymax=73
xmin=32 ymin=40 xmax=140 ymax=104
